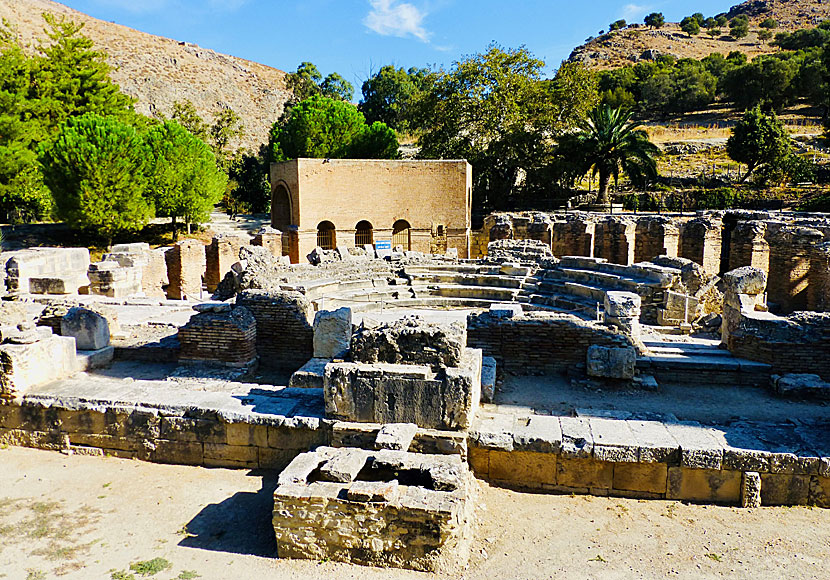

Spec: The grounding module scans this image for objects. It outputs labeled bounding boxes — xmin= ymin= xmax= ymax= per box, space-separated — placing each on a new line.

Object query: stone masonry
xmin=165 ymin=240 xmax=206 ymax=300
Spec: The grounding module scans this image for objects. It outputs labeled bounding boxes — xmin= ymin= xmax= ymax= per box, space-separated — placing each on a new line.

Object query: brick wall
xmin=236 ymin=290 xmax=314 ymax=371
xmin=466 ymin=312 xmax=633 ymax=375
xmin=729 ymin=311 xmax=830 ymax=380
xmin=728 ymin=221 xmax=769 ymax=273
xmin=594 ymin=217 xmax=636 ymax=265
xmin=177 ymin=306 xmax=257 ymax=367
xmin=767 ymin=227 xmax=824 ymax=314
xmin=679 ymin=217 xmax=722 ymax=276
xmin=552 ymin=216 xmax=595 ymax=258
xmin=809 ymin=243 xmax=830 ymax=312
xmin=634 ymin=217 xmax=679 ymax=263
xmin=165 ymin=240 xmax=206 ymax=300
xmin=205 ymin=235 xmax=249 ymax=292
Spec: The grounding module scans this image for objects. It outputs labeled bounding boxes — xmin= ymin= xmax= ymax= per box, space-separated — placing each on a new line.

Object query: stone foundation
xmin=236 ymin=290 xmax=314 ymax=371
xmin=178 ymin=304 xmax=257 ymax=367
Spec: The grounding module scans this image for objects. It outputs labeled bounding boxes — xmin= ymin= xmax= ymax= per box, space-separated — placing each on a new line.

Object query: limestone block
xmin=499 ymin=262 xmax=530 ymax=277
xmin=741 ymin=471 xmax=762 ymax=508
xmin=61 ymin=307 xmax=110 ymax=350
xmin=760 ymin=473 xmax=810 ymax=506
xmin=375 ymin=423 xmax=418 ymax=451
xmin=556 ymin=457 xmax=613 ymax=489
xmin=586 ymin=345 xmax=636 ymax=379
xmin=613 ymin=462 xmax=668 ymax=495
xmin=490 ymin=450 xmax=556 ymax=485
xmin=346 ymin=480 xmax=399 ymax=503
xmin=722 ymin=266 xmax=767 ymax=296
xmin=350 ymin=315 xmax=466 ymax=369
xmin=667 ymin=467 xmax=741 ymax=504
xmin=319 ymin=448 xmax=370 ymax=483
xmin=480 ymin=356 xmax=497 ymax=403
xmin=771 ymin=374 xmax=830 ymax=400
xmin=313 ymin=307 xmax=352 ymax=359
xmin=0 ymin=335 xmax=77 ymax=398
xmin=488 ymin=304 xmax=522 ymax=319
xmin=604 ymin=291 xmax=641 ymax=318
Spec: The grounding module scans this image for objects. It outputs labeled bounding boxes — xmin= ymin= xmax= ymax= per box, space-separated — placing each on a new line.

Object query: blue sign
xmin=375 ymin=240 xmax=392 ymax=250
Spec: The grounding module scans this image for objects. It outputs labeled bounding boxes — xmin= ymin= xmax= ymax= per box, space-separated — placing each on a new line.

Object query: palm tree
xmin=571 ymin=105 xmax=660 ymax=205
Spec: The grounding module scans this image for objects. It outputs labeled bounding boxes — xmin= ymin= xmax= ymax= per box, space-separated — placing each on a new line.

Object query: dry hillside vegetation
xmin=0 ymin=0 xmax=291 ymax=151
xmin=570 ymin=0 xmax=830 ymax=69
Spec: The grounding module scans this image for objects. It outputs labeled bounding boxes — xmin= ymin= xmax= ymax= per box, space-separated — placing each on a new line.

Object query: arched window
xmin=392 ymin=219 xmax=411 ymax=251
xmin=272 ymin=183 xmax=292 ymax=229
xmin=355 ymin=220 xmax=374 ymax=246
xmin=317 ymin=221 xmax=336 ymax=250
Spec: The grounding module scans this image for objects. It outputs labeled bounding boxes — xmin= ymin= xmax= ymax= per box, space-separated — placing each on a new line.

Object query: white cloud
xmin=364 ymin=0 xmax=429 ymax=42
xmin=621 ymin=3 xmax=653 ymax=22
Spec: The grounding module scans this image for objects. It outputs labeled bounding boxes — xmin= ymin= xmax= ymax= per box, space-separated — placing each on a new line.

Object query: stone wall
xmin=767 ymin=227 xmax=824 ymax=314
xmin=728 ymin=221 xmax=770 ymax=272
xmin=177 ymin=305 xmax=257 ymax=367
xmin=466 ymin=311 xmax=634 ymax=375
xmin=3 ymin=248 xmax=90 ymax=294
xmin=235 ymin=290 xmax=314 ymax=371
xmin=205 ymin=234 xmax=250 ymax=292
xmin=728 ymin=311 xmax=830 ymax=381
xmin=252 ymin=227 xmax=283 ymax=258
xmin=679 ymin=217 xmax=722 ymax=276
xmin=634 ymin=217 xmax=680 ymax=263
xmin=0 ymin=333 xmax=77 ymax=400
xmin=593 ymin=217 xmax=636 ymax=266
xmin=551 ymin=215 xmax=594 ymax=258
xmin=808 ymin=242 xmax=830 ymax=312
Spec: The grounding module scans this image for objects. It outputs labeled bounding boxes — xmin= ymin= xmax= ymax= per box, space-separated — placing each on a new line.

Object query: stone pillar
xmin=679 ymin=216 xmax=723 ymax=276
xmin=487 ymin=214 xmax=513 ymax=242
xmin=594 ymin=217 xmax=636 ymax=265
xmin=808 ymin=241 xmax=830 ymax=312
xmin=728 ymin=221 xmax=770 ymax=273
xmin=106 ymin=242 xmax=168 ymax=298
xmin=741 ymin=471 xmax=762 ymax=508
xmin=252 ymin=226 xmax=283 ymax=258
xmin=526 ymin=216 xmax=553 ymax=250
xmin=721 ymin=266 xmax=767 ymax=350
xmin=205 ymin=234 xmax=249 ymax=293
xmin=604 ymin=291 xmax=641 ymax=340
xmin=552 ymin=215 xmax=595 ymax=258
xmin=766 ymin=226 xmax=823 ymax=314
xmin=634 ymin=217 xmax=680 ymax=263
xmin=165 ymin=239 xmax=206 ymax=300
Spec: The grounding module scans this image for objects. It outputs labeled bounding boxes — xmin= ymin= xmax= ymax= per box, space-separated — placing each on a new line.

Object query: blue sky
xmin=63 ymin=0 xmax=734 ymax=93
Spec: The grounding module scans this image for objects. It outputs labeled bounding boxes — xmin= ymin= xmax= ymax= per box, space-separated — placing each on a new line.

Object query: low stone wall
xmin=728 ymin=311 xmax=830 ymax=381
xmin=236 ymin=290 xmax=314 ymax=371
xmin=0 ymin=334 xmax=77 ymax=400
xmin=466 ymin=311 xmax=634 ymax=375
xmin=469 ymin=413 xmax=830 ymax=507
xmin=3 ymin=247 xmax=91 ymax=294
xmin=0 ymin=398 xmax=326 ymax=470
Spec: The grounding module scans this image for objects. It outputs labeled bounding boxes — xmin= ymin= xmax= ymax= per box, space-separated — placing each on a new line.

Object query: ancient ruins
xmin=0 ymin=204 xmax=829 ymax=572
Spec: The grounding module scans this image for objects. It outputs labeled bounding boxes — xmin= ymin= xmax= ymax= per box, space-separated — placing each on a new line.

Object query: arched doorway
xmin=392 ymin=219 xmax=411 ymax=251
xmin=355 ymin=220 xmax=374 ymax=246
xmin=272 ymin=183 xmax=292 ymax=230
xmin=317 ymin=221 xmax=336 ymax=250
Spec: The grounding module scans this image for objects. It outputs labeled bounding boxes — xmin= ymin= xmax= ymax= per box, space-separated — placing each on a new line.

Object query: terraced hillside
xmin=0 ymin=0 xmax=291 ymax=151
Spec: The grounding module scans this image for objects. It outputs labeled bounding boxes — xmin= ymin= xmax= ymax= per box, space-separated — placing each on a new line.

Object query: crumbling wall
xmin=178 ymin=305 xmax=257 ymax=367
xmin=593 ymin=217 xmax=636 ymax=265
xmin=634 ymin=217 xmax=679 ymax=263
xmin=236 ymin=290 xmax=313 ymax=371
xmin=767 ymin=226 xmax=824 ymax=314
xmin=205 ymin=234 xmax=250 ymax=293
xmin=4 ymin=248 xmax=90 ymax=294
xmin=808 ymin=242 xmax=830 ymax=312
xmin=728 ymin=221 xmax=770 ymax=273
xmin=466 ymin=311 xmax=634 ymax=375
xmin=679 ymin=217 xmax=722 ymax=276
xmin=551 ymin=215 xmax=594 ymax=258
xmin=252 ymin=226 xmax=283 ymax=258
xmin=350 ymin=316 xmax=465 ymax=370
xmin=165 ymin=240 xmax=206 ymax=300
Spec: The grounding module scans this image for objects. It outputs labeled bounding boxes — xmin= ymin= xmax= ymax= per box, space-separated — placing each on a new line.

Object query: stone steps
xmin=408 ymin=272 xmax=526 ymax=289
xmin=637 ymin=348 xmax=772 ymax=386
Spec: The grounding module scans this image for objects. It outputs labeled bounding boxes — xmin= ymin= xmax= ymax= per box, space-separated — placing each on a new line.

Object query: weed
xmin=705 ymin=553 xmax=722 ymax=562
xmin=177 ymin=525 xmax=194 ymax=538
xmin=176 ymin=572 xmax=200 ymax=580
xmin=110 ymin=571 xmax=136 ymax=580
xmin=25 ymin=571 xmax=46 ymax=580
xmin=102 ymin=482 xmax=111 ymax=488
xmin=588 ymin=554 xmax=607 ymax=562
xmin=129 ymin=558 xmax=172 ymax=576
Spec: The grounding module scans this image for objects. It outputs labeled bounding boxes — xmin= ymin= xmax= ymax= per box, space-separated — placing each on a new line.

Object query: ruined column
xmin=634 ymin=216 xmax=680 ymax=263
xmin=728 ymin=221 xmax=770 ymax=273
xmin=604 ymin=291 xmax=641 ymax=340
xmin=252 ymin=226 xmax=284 ymax=258
xmin=205 ymin=234 xmax=250 ymax=293
xmin=165 ymin=239 xmax=206 ymax=300
xmin=551 ymin=214 xmax=595 ymax=258
xmin=721 ymin=266 xmax=767 ymax=350
xmin=808 ymin=241 xmax=830 ymax=312
xmin=526 ymin=214 xmax=553 ymax=250
xmin=594 ymin=217 xmax=636 ymax=265
xmin=487 ymin=214 xmax=514 ymax=242
xmin=766 ymin=226 xmax=823 ymax=314
xmin=679 ymin=216 xmax=723 ymax=276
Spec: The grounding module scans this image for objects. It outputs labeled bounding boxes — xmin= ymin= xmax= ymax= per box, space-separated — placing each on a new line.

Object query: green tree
xmin=209 ymin=108 xmax=243 ymax=164
xmin=707 ymin=27 xmax=721 ymax=38
xmin=320 ymin=72 xmax=354 ymax=102
xmin=226 ymin=150 xmax=271 ymax=214
xmin=348 ymin=121 xmax=400 ymax=159
xmin=39 ymin=113 xmax=152 ymax=244
xmin=758 ymin=29 xmax=773 ymax=43
xmin=564 ymin=105 xmax=660 ymax=204
xmin=691 ymin=13 xmax=705 ymax=26
xmin=726 ymin=106 xmax=791 ymax=182
xmin=760 ymin=18 xmax=777 ymax=29
xmin=416 ymin=44 xmax=598 ymax=209
xmin=269 ymin=94 xmax=399 ymax=161
xmin=144 ymin=121 xmax=226 ymax=239
xmin=358 ymin=65 xmax=428 ymax=133
xmin=285 ymin=61 xmax=323 ymax=103
xmin=730 ymin=16 xmax=750 ymax=39
xmin=171 ymin=100 xmax=208 ymax=141
xmin=644 ymin=12 xmax=664 ymax=28
xmin=722 ymin=56 xmax=798 ymax=111
xmin=715 ymin=15 xmax=729 ymax=27
xmin=681 ymin=16 xmax=701 ymax=37
xmin=609 ymin=19 xmax=627 ymax=32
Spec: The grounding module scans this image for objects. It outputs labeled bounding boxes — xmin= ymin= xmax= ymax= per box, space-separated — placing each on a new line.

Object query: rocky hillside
xmin=570 ymin=0 xmax=830 ymax=69
xmin=0 ymin=0 xmax=291 ymax=151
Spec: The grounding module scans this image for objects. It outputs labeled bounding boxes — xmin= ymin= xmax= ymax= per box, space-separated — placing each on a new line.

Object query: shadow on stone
xmin=178 ymin=470 xmax=278 ymax=557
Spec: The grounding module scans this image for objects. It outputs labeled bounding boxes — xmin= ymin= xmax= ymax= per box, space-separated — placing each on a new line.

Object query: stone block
xmin=61 ymin=307 xmax=110 ymax=350
xmin=313 ymin=307 xmax=352 ymax=359
xmin=499 ymin=262 xmax=530 ymax=277
xmin=488 ymin=303 xmax=522 ymax=319
xmin=490 ymin=450 xmax=556 ymax=485
xmin=350 ymin=315 xmax=466 ymax=369
xmin=667 ymin=467 xmax=741 ymax=504
xmin=809 ymin=476 xmax=830 ymax=508
xmin=374 ymin=423 xmax=418 ymax=451
xmin=346 ymin=480 xmax=399 ymax=503
xmin=0 ymin=335 xmax=78 ymax=399
xmin=604 ymin=291 xmax=641 ymax=318
xmin=722 ymin=266 xmax=767 ymax=295
xmin=760 ymin=473 xmax=810 ymax=506
xmin=319 ymin=448 xmax=370 ymax=483
xmin=556 ymin=457 xmax=613 ymax=489
xmin=741 ymin=471 xmax=762 ymax=508
xmin=771 ymin=374 xmax=830 ymax=400
xmin=586 ymin=345 xmax=636 ymax=379
xmin=480 ymin=356 xmax=497 ymax=403
xmin=469 ymin=447 xmax=489 ymax=476
xmin=151 ymin=440 xmax=204 ymax=465
xmin=559 ymin=416 xmax=593 ymax=458
xmin=512 ymin=415 xmax=562 ymax=454
xmin=289 ymin=358 xmax=329 ymax=388
xmin=203 ymin=442 xmax=259 ymax=468
xmin=613 ymin=462 xmax=668 ymax=494
xmin=590 ymin=418 xmax=639 ymax=463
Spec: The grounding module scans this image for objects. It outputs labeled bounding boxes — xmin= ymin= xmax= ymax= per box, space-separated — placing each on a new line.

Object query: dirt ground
xmin=1 ymin=447 xmax=828 ymax=580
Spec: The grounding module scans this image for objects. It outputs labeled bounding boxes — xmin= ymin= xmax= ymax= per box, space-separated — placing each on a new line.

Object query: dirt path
xmin=0 ymin=447 xmax=827 ymax=580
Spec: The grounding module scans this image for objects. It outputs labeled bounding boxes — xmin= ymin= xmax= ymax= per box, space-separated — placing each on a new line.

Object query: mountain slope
xmin=569 ymin=0 xmax=830 ymax=70
xmin=0 ymin=0 xmax=291 ymax=151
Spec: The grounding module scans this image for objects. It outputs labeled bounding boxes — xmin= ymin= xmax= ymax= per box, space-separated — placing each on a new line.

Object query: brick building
xmin=270 ymin=158 xmax=473 ymax=262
